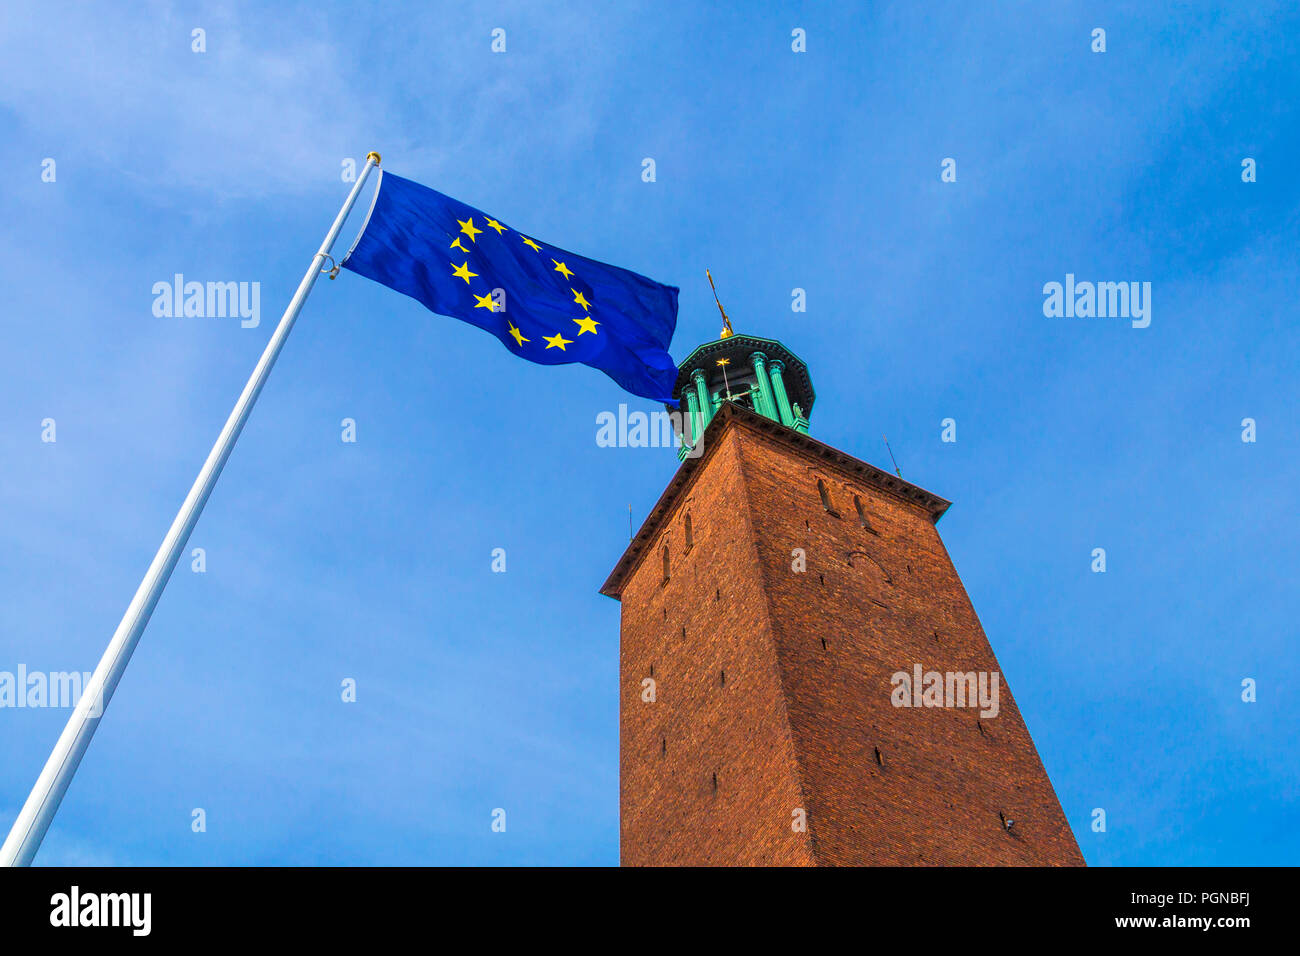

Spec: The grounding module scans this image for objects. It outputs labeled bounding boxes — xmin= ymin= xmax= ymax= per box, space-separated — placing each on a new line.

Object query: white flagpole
xmin=0 ymin=151 xmax=382 ymax=867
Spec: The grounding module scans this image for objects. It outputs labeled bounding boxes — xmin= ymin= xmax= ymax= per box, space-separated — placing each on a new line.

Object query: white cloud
xmin=0 ymin=2 xmax=620 ymax=202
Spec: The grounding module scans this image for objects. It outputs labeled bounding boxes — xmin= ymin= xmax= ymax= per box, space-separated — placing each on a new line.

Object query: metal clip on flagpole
xmin=0 ymin=151 xmax=382 ymax=867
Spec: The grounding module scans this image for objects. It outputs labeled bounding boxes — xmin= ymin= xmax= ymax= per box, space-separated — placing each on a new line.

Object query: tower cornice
xmin=600 ymin=402 xmax=951 ymax=599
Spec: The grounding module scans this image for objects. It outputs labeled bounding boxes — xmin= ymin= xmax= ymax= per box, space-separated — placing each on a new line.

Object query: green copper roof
xmin=669 ymin=333 xmax=816 ymax=420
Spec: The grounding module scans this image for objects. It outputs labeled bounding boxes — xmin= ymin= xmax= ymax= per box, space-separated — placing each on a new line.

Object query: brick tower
xmin=601 ymin=329 xmax=1084 ymax=866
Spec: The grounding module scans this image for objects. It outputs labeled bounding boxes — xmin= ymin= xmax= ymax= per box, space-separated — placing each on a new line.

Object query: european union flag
xmin=343 ymin=172 xmax=680 ymax=402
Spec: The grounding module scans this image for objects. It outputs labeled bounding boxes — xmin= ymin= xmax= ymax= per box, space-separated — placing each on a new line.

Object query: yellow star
xmin=521 ymin=236 xmax=542 ymax=252
xmin=573 ymin=316 xmax=600 ymax=336
xmin=716 ymin=357 xmax=730 ymax=366
xmin=458 ymin=217 xmax=483 ymax=242
xmin=473 ymin=292 xmax=497 ymax=311
xmin=507 ymin=322 xmax=529 ymax=346
xmin=450 ymin=236 xmax=467 ymax=253
xmin=544 ymin=331 xmax=573 ymax=351
xmin=485 ymin=217 xmax=507 ymax=234
xmin=552 ymin=259 xmax=575 ymax=280
xmin=451 ymin=261 xmax=478 ymax=284
xmin=571 ymin=289 xmax=591 ymax=312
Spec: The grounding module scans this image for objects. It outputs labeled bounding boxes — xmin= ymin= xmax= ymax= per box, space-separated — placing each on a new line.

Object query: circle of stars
xmin=447 ymin=216 xmax=599 ymax=353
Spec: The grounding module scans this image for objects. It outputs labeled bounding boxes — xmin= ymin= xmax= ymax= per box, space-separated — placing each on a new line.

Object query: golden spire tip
xmin=706 ymin=269 xmax=735 ymax=338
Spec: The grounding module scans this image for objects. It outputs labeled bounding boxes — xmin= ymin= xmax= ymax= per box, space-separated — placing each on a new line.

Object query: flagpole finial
xmin=367 ymin=151 xmax=382 ymax=165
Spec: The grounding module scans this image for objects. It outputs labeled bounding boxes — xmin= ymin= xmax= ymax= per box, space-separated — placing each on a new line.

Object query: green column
xmin=692 ymin=369 xmax=714 ymax=427
xmin=684 ymin=389 xmax=701 ymax=446
xmin=767 ymin=359 xmax=794 ymax=427
xmin=749 ymin=352 xmax=777 ymax=420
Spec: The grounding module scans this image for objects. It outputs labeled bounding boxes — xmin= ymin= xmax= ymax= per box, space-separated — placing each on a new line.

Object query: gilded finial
xmin=367 ymin=151 xmax=382 ymax=166
xmin=715 ymin=356 xmax=733 ymax=399
xmin=706 ymin=270 xmax=734 ymax=339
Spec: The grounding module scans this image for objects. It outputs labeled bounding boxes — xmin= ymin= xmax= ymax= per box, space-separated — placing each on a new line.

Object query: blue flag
xmin=342 ymin=172 xmax=680 ymax=403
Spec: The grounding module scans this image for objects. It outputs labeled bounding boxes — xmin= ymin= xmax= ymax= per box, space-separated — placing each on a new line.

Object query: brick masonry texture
xmin=605 ymin=406 xmax=1085 ymax=866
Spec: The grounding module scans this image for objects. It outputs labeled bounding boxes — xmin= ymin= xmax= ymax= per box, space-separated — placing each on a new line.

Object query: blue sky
xmin=1 ymin=0 xmax=1296 ymax=866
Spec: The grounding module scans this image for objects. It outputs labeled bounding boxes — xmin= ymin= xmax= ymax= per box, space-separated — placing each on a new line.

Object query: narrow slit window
xmin=854 ymin=495 xmax=875 ymax=532
xmin=817 ymin=479 xmax=835 ymax=514
xmin=661 ymin=545 xmax=670 ymax=583
xmin=684 ymin=513 xmax=693 ymax=551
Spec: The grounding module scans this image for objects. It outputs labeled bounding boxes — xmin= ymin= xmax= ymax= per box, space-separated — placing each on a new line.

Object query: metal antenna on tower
xmin=883 ymin=435 xmax=902 ymax=478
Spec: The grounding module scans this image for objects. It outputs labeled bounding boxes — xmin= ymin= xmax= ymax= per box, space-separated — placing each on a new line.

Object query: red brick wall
xmin=614 ymin=414 xmax=1083 ymax=866
xmin=619 ymin=428 xmax=815 ymax=866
